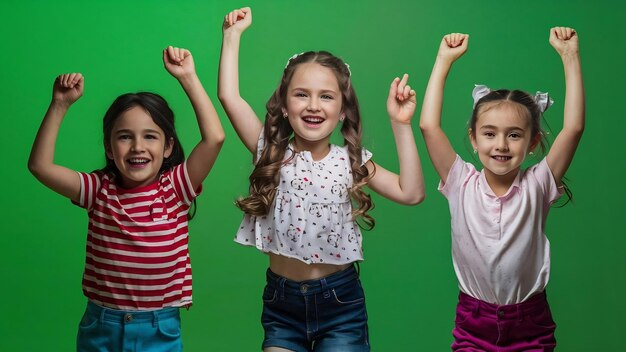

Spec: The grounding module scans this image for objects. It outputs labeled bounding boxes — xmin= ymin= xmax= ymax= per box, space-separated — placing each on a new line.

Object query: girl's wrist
xmin=435 ymin=55 xmax=455 ymax=67
xmin=50 ymin=99 xmax=71 ymax=110
xmin=223 ymin=30 xmax=243 ymax=41
xmin=390 ymin=119 xmax=413 ymax=127
xmin=177 ymin=72 xmax=200 ymax=86
xmin=560 ymin=51 xmax=580 ymax=63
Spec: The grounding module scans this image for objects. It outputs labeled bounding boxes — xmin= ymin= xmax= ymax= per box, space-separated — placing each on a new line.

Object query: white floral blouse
xmin=234 ymin=132 xmax=372 ymax=264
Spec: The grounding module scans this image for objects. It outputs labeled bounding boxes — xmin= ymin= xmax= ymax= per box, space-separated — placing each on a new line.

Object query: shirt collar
xmin=478 ymin=168 xmax=522 ymax=199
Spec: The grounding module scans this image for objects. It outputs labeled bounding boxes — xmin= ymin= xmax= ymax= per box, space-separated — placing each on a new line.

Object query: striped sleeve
xmin=76 ymin=172 xmax=102 ymax=211
xmin=169 ymin=162 xmax=201 ymax=206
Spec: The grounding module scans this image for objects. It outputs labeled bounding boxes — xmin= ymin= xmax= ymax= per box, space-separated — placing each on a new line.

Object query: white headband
xmin=285 ymin=52 xmax=352 ymax=76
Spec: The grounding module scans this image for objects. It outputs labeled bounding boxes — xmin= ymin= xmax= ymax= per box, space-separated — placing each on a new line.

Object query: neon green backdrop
xmin=2 ymin=0 xmax=624 ymax=350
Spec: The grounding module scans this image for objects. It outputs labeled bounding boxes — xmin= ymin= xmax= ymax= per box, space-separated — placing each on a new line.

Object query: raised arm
xmin=546 ymin=27 xmax=585 ymax=184
xmin=163 ymin=46 xmax=225 ymax=191
xmin=419 ymin=33 xmax=468 ymax=182
xmin=28 ymin=73 xmax=84 ymax=202
xmin=218 ymin=7 xmax=263 ymax=153
xmin=367 ymin=74 xmax=425 ymax=205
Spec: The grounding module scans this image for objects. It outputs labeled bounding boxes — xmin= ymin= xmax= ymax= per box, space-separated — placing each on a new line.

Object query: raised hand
xmin=437 ymin=33 xmax=469 ymax=64
xmin=163 ymin=46 xmax=196 ymax=80
xmin=549 ymin=27 xmax=579 ymax=57
xmin=52 ymin=73 xmax=84 ymax=107
xmin=223 ymin=7 xmax=252 ymax=34
xmin=387 ymin=74 xmax=417 ymax=124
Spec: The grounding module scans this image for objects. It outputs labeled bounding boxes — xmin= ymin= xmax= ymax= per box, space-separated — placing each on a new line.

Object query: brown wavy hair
xmin=236 ymin=51 xmax=375 ymax=229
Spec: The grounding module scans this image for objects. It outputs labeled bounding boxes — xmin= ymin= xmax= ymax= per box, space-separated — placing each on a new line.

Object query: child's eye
xmin=118 ymin=135 xmax=132 ymax=140
xmin=483 ymin=132 xmax=495 ymax=137
xmin=295 ymin=92 xmax=307 ymax=98
xmin=509 ymin=133 xmax=521 ymax=139
xmin=145 ymin=134 xmax=158 ymax=140
xmin=321 ymin=94 xmax=333 ymax=100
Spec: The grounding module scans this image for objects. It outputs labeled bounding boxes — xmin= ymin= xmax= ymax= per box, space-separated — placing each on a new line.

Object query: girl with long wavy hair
xmin=219 ymin=7 xmax=425 ymax=352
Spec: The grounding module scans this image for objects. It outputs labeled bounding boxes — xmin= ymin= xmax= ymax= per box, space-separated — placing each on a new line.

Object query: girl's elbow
xmin=398 ymin=190 xmax=425 ymax=206
xmin=27 ymin=159 xmax=43 ymax=179
xmin=407 ymin=192 xmax=425 ymax=206
xmin=564 ymin=124 xmax=585 ymax=139
xmin=215 ymin=130 xmax=226 ymax=145
xmin=209 ymin=132 xmax=226 ymax=150
xmin=217 ymin=92 xmax=228 ymax=104
xmin=419 ymin=121 xmax=438 ymax=134
xmin=218 ymin=92 xmax=237 ymax=106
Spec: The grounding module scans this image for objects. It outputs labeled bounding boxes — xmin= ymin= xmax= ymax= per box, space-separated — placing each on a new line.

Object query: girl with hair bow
xmin=419 ymin=28 xmax=584 ymax=351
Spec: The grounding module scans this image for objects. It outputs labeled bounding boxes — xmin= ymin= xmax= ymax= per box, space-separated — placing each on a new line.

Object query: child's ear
xmin=468 ymin=128 xmax=477 ymax=149
xmin=164 ymin=138 xmax=174 ymax=158
xmin=529 ymin=133 xmax=542 ymax=153
xmin=105 ymin=144 xmax=113 ymax=160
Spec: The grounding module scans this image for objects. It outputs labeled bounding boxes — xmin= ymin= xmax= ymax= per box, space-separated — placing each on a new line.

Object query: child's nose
xmin=495 ymin=137 xmax=509 ymax=151
xmin=307 ymin=99 xmax=320 ymax=112
xmin=131 ymin=140 xmax=145 ymax=152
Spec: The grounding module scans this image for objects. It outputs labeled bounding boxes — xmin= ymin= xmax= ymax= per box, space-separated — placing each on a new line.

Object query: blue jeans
xmin=261 ymin=265 xmax=370 ymax=352
xmin=76 ymin=301 xmax=182 ymax=352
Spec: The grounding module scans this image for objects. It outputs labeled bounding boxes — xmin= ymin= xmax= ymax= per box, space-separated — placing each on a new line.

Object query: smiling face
xmin=470 ymin=102 xmax=539 ymax=185
xmin=105 ymin=106 xmax=173 ymax=189
xmin=282 ymin=62 xmax=344 ymax=154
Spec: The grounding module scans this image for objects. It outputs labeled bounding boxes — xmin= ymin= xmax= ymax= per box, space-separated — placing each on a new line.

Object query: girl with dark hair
xmin=28 ymin=46 xmax=225 ymax=351
xmin=219 ymin=7 xmax=424 ymax=352
xmin=419 ymin=29 xmax=584 ymax=350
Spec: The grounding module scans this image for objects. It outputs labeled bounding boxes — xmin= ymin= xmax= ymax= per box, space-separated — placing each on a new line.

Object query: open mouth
xmin=128 ymin=158 xmax=150 ymax=167
xmin=302 ymin=116 xmax=325 ymax=126
xmin=492 ymin=155 xmax=512 ymax=161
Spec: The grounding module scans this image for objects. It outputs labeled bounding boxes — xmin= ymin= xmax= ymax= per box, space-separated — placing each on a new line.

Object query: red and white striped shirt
xmin=75 ymin=162 xmax=200 ymax=311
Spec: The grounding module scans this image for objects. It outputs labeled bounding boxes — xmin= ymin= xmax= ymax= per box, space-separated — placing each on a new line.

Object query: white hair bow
xmin=533 ymin=91 xmax=554 ymax=113
xmin=472 ymin=84 xmax=491 ymax=108
xmin=472 ymin=84 xmax=554 ymax=112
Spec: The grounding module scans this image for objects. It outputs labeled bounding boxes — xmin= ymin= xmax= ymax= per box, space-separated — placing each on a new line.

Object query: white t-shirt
xmin=235 ymin=132 xmax=372 ymax=264
xmin=439 ymin=155 xmax=562 ymax=305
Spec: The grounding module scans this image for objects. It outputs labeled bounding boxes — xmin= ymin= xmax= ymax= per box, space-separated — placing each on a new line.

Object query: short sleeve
xmin=255 ymin=128 xmax=266 ymax=163
xmin=361 ymin=148 xmax=372 ymax=166
xmin=438 ymin=155 xmax=468 ymax=199
xmin=529 ymin=158 xmax=563 ymax=204
xmin=168 ymin=161 xmax=201 ymax=206
xmin=75 ymin=171 xmax=102 ymax=211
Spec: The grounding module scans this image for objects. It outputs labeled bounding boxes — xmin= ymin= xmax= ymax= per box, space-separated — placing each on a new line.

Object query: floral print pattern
xmin=235 ymin=133 xmax=372 ymax=264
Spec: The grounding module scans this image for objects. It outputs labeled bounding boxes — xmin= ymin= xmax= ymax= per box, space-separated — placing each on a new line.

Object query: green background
xmin=2 ymin=0 xmax=624 ymax=350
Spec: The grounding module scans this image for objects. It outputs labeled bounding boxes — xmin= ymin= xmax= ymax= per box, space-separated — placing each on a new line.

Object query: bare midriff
xmin=269 ymin=253 xmax=351 ymax=281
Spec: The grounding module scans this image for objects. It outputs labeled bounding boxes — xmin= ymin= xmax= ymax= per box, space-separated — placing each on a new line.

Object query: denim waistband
xmin=266 ymin=264 xmax=359 ymax=298
xmin=458 ymin=291 xmax=549 ymax=320
xmin=86 ymin=301 xmax=180 ymax=325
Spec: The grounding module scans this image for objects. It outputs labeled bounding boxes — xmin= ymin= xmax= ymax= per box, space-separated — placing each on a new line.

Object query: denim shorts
xmin=261 ymin=265 xmax=370 ymax=352
xmin=76 ymin=301 xmax=182 ymax=352
xmin=452 ymin=291 xmax=556 ymax=351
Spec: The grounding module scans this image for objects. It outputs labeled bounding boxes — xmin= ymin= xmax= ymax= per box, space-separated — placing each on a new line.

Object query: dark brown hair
xmin=471 ymin=89 xmax=572 ymax=204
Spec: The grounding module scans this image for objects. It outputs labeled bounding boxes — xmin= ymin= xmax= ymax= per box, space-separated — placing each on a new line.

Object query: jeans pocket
xmin=76 ymin=310 xmax=105 ymax=351
xmin=78 ymin=311 xmax=99 ymax=330
xmin=157 ymin=315 xmax=182 ymax=339
xmin=331 ymin=279 xmax=365 ymax=305
xmin=262 ymin=285 xmax=278 ymax=304
xmin=454 ymin=302 xmax=472 ymax=325
xmin=529 ymin=306 xmax=556 ymax=329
